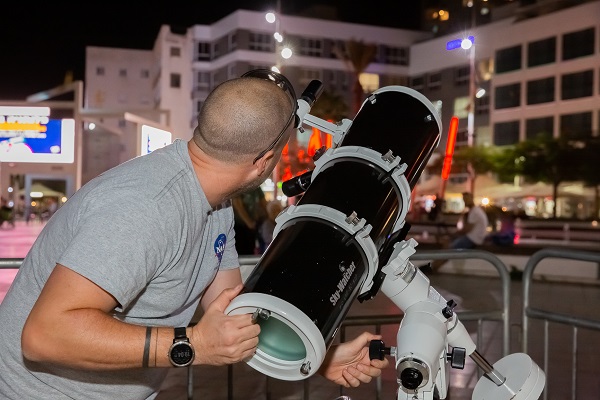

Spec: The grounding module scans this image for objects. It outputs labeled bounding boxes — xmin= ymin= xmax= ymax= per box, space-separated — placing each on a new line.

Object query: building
xmin=3 ymin=0 xmax=599 ymax=219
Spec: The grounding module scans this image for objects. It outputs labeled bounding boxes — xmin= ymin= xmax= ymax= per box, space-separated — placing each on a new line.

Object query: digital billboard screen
xmin=0 ymin=106 xmax=75 ymax=163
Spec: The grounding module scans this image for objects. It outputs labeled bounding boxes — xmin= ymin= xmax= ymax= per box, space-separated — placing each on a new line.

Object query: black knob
xmin=369 ymin=339 xmax=391 ymax=361
xmin=442 ymin=299 xmax=457 ymax=319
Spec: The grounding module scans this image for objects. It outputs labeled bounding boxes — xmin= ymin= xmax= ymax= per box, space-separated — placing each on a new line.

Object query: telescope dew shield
xmin=225 ymin=86 xmax=441 ymax=381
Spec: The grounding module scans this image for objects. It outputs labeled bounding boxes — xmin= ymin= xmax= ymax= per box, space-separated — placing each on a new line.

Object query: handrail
xmin=0 ymin=259 xmax=23 ymax=269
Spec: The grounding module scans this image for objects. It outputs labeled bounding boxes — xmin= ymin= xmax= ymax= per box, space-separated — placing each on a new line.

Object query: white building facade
xmin=5 ymin=0 xmax=596 ymax=219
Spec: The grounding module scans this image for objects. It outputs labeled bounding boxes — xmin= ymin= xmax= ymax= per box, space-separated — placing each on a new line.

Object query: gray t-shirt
xmin=0 ymin=139 xmax=239 ymax=399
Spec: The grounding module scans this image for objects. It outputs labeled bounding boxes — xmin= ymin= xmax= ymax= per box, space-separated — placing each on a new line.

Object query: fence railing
xmin=3 ymin=246 xmax=599 ymax=400
xmin=522 ymin=248 xmax=600 ymax=400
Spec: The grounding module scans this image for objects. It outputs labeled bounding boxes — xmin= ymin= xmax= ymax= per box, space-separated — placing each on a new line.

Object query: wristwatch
xmin=168 ymin=327 xmax=195 ymax=367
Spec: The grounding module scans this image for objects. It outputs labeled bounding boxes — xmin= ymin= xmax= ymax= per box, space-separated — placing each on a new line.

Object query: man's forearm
xmin=22 ymin=308 xmax=187 ymax=370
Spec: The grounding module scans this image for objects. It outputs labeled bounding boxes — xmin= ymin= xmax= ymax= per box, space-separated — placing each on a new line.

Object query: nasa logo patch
xmin=214 ymin=233 xmax=226 ymax=263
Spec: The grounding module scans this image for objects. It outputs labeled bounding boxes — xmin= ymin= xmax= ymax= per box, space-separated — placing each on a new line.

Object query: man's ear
xmin=253 ymin=150 xmax=275 ymax=176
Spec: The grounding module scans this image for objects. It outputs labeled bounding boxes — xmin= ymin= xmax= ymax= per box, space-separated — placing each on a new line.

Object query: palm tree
xmin=333 ymin=39 xmax=377 ymax=114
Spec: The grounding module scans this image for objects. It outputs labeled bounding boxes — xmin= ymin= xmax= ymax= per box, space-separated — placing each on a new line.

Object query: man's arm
xmin=21 ymin=264 xmax=259 ymax=369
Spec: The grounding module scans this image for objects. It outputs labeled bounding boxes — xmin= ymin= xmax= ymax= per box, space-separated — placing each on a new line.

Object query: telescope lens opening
xmin=257 ymin=316 xmax=307 ymax=361
xmin=400 ymin=367 xmax=423 ymax=390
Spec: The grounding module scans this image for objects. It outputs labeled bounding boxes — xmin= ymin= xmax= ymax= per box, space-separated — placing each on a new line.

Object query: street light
xmin=447 ymin=34 xmax=476 ymax=193
xmin=265 ymin=1 xmax=293 ymax=199
xmin=265 ymin=1 xmax=292 ymax=73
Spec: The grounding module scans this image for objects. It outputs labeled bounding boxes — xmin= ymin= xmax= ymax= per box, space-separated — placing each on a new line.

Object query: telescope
xmin=226 ymin=75 xmax=545 ymax=399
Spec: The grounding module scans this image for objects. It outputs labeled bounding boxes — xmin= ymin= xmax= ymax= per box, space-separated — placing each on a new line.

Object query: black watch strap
xmin=174 ymin=327 xmax=188 ymax=343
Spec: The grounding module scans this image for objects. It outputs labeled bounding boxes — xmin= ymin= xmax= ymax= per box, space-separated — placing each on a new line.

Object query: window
xmin=299 ymin=38 xmax=323 ymax=57
xmin=527 ymin=37 xmax=556 ymax=67
xmin=197 ymin=42 xmax=211 ymax=61
xmin=475 ymin=95 xmax=489 ymax=115
xmin=96 ymin=66 xmax=105 ymax=76
xmin=300 ymin=69 xmax=322 ymax=86
xmin=229 ymin=32 xmax=237 ymax=51
xmin=454 ymin=66 xmax=469 ymax=86
xmin=197 ymin=72 xmax=210 ymax=90
xmin=560 ymin=112 xmax=592 ymax=138
xmin=249 ymin=32 xmax=272 ymax=52
xmin=561 ymin=70 xmax=593 ymax=100
xmin=330 ymin=40 xmax=345 ymax=59
xmin=495 ymin=45 xmax=522 ymax=73
xmin=380 ymin=45 xmax=409 ymax=66
xmin=227 ymin=64 xmax=236 ymax=79
xmin=170 ymin=73 xmax=181 ymax=88
xmin=495 ymin=83 xmax=521 ymax=109
xmin=526 ymin=117 xmax=553 ymax=140
xmin=140 ymin=69 xmax=150 ymax=79
xmin=118 ymin=68 xmax=127 ymax=78
xmin=493 ymin=121 xmax=520 ymax=145
xmin=527 ymin=77 xmax=554 ymax=104
xmin=411 ymin=76 xmax=424 ymax=91
xmin=427 ymin=72 xmax=441 ymax=90
xmin=562 ymin=27 xmax=595 ymax=61
xmin=170 ymin=46 xmax=181 ymax=57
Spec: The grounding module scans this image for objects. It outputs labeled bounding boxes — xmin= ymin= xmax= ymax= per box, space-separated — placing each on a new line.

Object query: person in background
xmin=258 ymin=199 xmax=285 ymax=249
xmin=427 ymin=192 xmax=489 ymax=273
xmin=232 ymin=186 xmax=268 ymax=255
xmin=486 ymin=209 xmax=517 ymax=246
xmin=0 ymin=69 xmax=387 ymax=400
xmin=0 ymin=197 xmax=15 ymax=228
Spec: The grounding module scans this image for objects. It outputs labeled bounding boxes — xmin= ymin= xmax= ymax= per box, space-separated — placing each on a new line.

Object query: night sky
xmin=0 ymin=1 xmax=422 ymax=100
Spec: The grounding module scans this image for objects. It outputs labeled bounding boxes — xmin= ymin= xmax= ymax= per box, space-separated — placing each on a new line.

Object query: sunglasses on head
xmin=242 ymin=69 xmax=298 ymax=164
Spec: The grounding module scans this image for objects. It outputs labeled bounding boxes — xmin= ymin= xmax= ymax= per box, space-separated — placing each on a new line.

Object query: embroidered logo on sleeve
xmin=214 ymin=233 xmax=227 ymax=263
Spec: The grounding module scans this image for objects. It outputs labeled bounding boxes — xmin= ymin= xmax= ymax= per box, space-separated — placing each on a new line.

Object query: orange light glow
xmin=307 ymin=127 xmax=323 ymax=157
xmin=441 ymin=116 xmax=459 ymax=180
xmin=281 ymin=166 xmax=293 ymax=182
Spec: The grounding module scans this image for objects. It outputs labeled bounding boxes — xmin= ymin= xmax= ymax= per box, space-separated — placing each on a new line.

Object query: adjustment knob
xmin=369 ymin=339 xmax=391 ymax=360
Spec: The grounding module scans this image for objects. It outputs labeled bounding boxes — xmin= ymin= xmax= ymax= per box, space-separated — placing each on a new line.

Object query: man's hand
xmin=192 ymin=284 xmax=260 ymax=365
xmin=319 ymin=332 xmax=389 ymax=387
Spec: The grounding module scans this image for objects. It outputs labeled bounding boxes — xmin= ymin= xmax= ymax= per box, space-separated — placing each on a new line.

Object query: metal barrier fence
xmin=521 ymin=248 xmax=600 ymax=400
xmin=3 ymin=248 xmax=599 ymax=400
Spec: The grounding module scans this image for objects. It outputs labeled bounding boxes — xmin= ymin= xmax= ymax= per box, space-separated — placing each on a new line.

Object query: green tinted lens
xmin=257 ymin=317 xmax=306 ymax=361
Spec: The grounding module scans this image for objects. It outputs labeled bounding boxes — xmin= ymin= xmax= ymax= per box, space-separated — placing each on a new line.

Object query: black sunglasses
xmin=241 ymin=69 xmax=298 ymax=164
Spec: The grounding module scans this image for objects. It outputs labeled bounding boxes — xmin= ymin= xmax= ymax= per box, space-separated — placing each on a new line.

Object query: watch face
xmin=169 ymin=342 xmax=194 ymax=367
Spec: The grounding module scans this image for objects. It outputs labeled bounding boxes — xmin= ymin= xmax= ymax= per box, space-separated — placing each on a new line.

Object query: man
xmin=429 ymin=192 xmax=489 ymax=273
xmin=0 ymin=70 xmax=387 ymax=399
xmin=449 ymin=192 xmax=489 ymax=249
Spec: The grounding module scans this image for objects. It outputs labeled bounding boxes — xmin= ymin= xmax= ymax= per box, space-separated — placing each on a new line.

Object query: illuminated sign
xmin=0 ymin=106 xmax=74 ymax=163
xmin=140 ymin=124 xmax=171 ymax=155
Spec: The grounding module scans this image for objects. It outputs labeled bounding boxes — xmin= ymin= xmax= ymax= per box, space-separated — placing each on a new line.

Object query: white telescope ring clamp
xmin=273 ymin=203 xmax=379 ymax=295
xmin=310 ymin=145 xmax=412 ymax=234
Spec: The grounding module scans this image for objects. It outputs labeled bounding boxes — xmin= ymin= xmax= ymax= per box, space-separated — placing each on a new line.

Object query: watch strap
xmin=174 ymin=327 xmax=188 ymax=342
